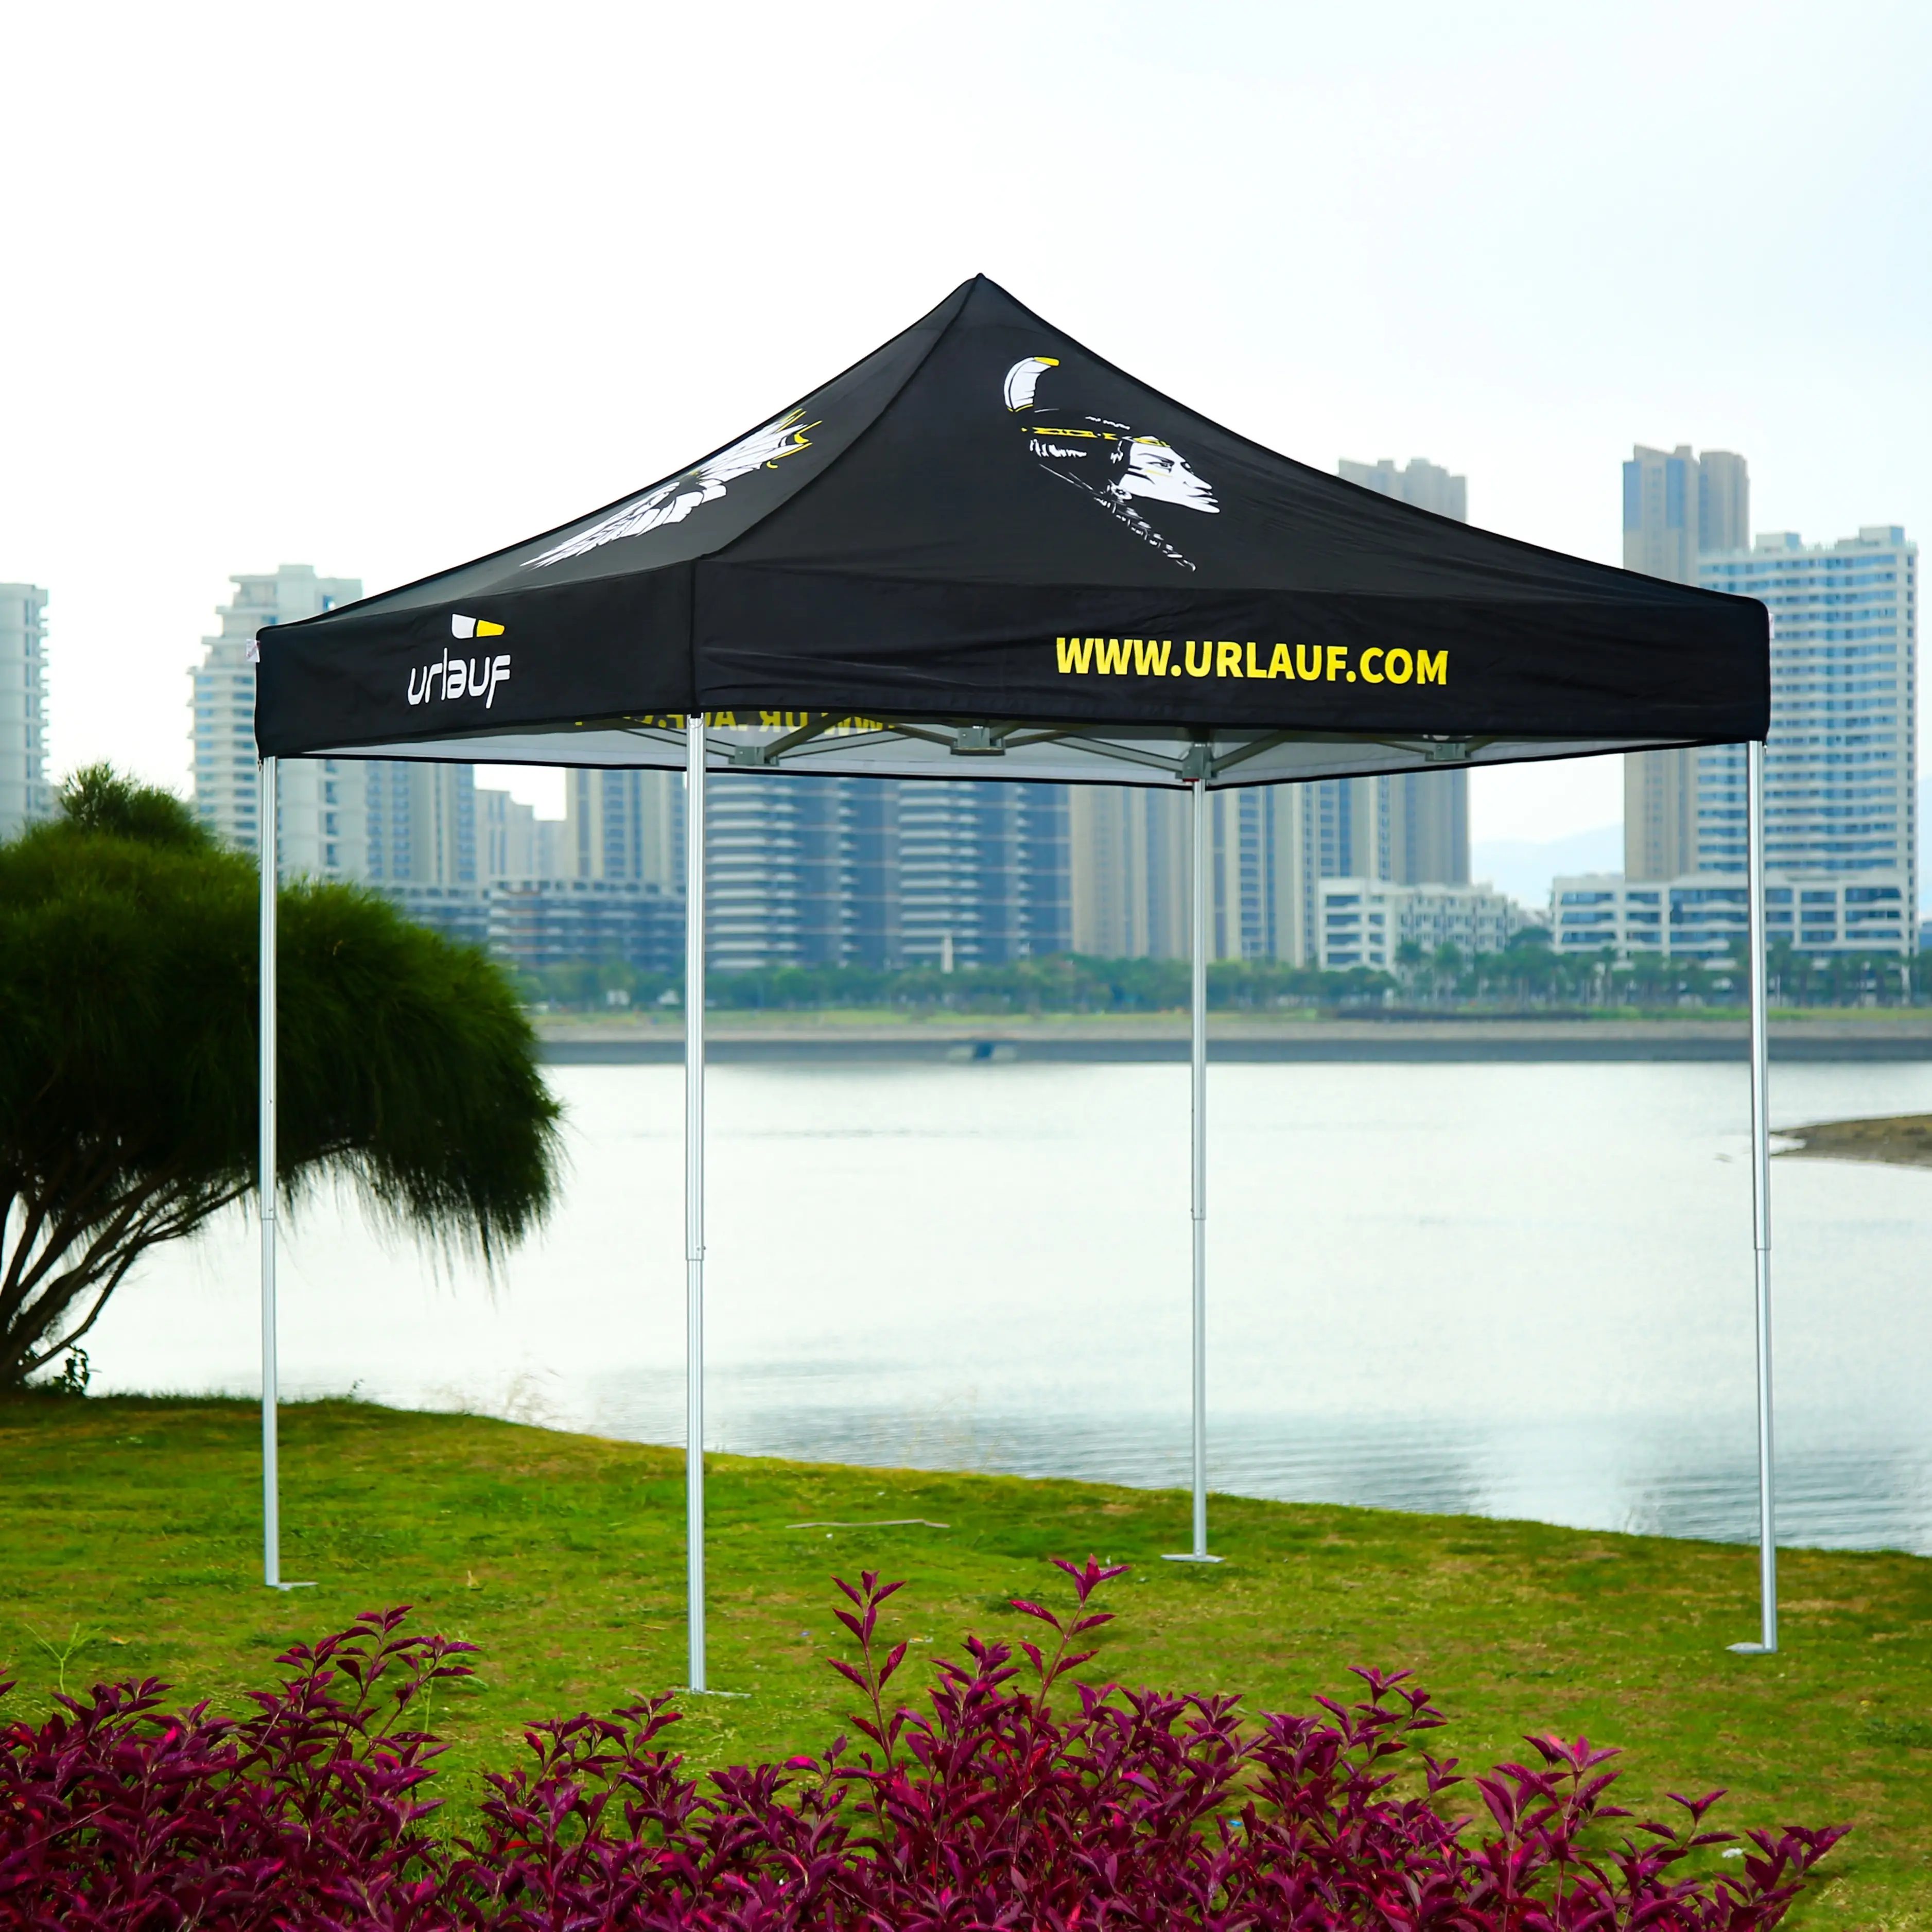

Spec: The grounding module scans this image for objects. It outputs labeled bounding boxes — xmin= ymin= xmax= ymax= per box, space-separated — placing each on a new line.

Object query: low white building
xmin=1551 ymin=871 xmax=1911 ymax=959
xmin=1316 ymin=877 xmax=1527 ymax=970
xmin=1550 ymin=874 xmax=1666 ymax=956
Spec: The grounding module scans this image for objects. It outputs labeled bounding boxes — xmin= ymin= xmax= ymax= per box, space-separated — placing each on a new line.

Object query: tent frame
xmin=1731 ymin=736 xmax=1778 ymax=1654
xmin=252 ymin=733 xmax=1782 ymax=1672
xmin=685 ymin=720 xmax=710 ymax=1687
xmin=1161 ymin=775 xmax=1220 ymax=1567
xmin=256 ymin=756 xmax=312 ymax=1595
xmin=258 ymin=756 xmax=281 ymax=1588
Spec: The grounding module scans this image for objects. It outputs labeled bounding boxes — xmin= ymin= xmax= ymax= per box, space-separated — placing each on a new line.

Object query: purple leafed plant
xmin=0 ymin=1569 xmax=1843 ymax=1929
xmin=0 ymin=1605 xmax=475 ymax=1929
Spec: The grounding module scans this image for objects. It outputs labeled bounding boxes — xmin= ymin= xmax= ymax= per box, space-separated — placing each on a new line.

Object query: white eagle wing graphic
xmin=525 ymin=409 xmax=817 ymax=568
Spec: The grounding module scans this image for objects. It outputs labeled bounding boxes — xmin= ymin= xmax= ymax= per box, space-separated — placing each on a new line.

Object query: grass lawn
xmin=4 ymin=1395 xmax=1929 ymax=1925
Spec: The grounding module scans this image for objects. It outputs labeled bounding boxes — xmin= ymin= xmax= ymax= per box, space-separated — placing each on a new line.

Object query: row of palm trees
xmin=1391 ymin=933 xmax=1921 ymax=1009
xmin=520 ymin=927 xmax=1926 ymax=1016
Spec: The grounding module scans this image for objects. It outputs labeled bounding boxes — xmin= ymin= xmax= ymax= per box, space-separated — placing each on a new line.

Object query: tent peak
xmin=255 ymin=272 xmax=1768 ymax=768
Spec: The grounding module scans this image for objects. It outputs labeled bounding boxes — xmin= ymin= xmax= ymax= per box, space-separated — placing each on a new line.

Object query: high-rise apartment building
xmin=1581 ymin=517 xmax=1918 ymax=961
xmin=705 ymin=773 xmax=848 ymax=970
xmin=0 ymin=584 xmax=50 ymax=841
xmin=697 ymin=774 xmax=1066 ymax=972
xmin=1068 ymin=787 xmax=1190 ymax=957
xmin=564 ymin=768 xmax=682 ymax=890
xmin=1381 ymin=769 xmax=1469 ymax=884
xmin=1621 ymin=445 xmax=1750 ymax=878
xmin=364 ymin=762 xmax=478 ymax=887
xmin=190 ymin=565 xmax=361 ymax=858
xmin=480 ymin=786 xmax=567 ymax=881
xmin=1329 ymin=457 xmax=1471 ymax=901
xmin=244 ymin=754 xmax=482 ymax=892
xmin=276 ymin=758 xmax=370 ymax=879
xmin=1338 ymin=457 xmax=1468 ymax=523
xmin=1622 ymin=444 xmax=1749 ymax=584
xmin=1206 ymin=785 xmax=1307 ymax=963
xmin=1700 ymin=527 xmax=1917 ymax=914
xmin=1300 ymin=770 xmax=1471 ymax=891
xmin=899 ymin=781 xmax=1069 ymax=968
xmin=189 ymin=566 xmax=493 ymax=902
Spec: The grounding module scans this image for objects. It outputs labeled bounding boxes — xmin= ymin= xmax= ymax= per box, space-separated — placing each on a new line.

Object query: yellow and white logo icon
xmin=451 ymin=614 xmax=505 ymax=639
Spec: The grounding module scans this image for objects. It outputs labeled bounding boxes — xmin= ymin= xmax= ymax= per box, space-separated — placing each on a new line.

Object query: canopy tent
xmin=254 ymin=274 xmax=1780 ymax=1667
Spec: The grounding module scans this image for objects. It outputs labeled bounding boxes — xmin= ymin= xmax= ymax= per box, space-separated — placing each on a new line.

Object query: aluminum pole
xmin=685 ymin=715 xmax=708 ymax=1690
xmin=1730 ymin=737 xmax=1778 ymax=1655
xmin=259 ymin=757 xmax=281 ymax=1590
xmin=1165 ymin=775 xmax=1219 ymax=1562
xmin=257 ymin=762 xmax=313 ymax=1595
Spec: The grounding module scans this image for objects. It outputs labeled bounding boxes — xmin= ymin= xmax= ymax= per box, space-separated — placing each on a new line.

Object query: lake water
xmin=88 ymin=1059 xmax=1932 ymax=1555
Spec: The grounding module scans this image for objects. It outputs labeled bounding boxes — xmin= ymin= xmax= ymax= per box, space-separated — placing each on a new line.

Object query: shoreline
xmin=538 ymin=1015 xmax=1932 ymax=1065
xmin=1780 ymin=1113 xmax=1932 ymax=1169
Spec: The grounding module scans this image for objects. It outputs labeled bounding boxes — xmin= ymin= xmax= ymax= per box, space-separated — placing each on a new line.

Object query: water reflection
xmin=94 ymin=1059 xmax=1932 ymax=1556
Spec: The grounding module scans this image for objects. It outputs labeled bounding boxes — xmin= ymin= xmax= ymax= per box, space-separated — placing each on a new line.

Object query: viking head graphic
xmin=1004 ymin=355 xmax=1217 ymax=568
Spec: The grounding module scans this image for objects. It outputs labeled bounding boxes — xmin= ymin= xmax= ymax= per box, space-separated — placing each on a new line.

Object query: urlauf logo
xmin=410 ymin=615 xmax=511 ymax=707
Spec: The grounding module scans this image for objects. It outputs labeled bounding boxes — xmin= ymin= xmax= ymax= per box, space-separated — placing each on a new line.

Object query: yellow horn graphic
xmin=1004 ymin=356 xmax=1059 ymax=412
xmin=477 ymin=620 xmax=506 ymax=637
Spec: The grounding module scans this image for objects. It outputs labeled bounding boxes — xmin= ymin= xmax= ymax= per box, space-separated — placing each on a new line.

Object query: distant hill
xmin=1471 ymin=825 xmax=1623 ymax=918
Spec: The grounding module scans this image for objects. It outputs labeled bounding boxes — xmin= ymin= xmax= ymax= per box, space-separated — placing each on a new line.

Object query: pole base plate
xmin=267 ymin=1581 xmax=318 ymax=1592
xmin=1161 ymin=1553 xmax=1224 ymax=1564
xmin=1726 ymin=1641 xmax=1776 ymax=1656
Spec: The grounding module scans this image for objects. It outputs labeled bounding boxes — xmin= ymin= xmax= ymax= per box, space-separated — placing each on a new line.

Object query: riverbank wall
xmin=536 ymin=1016 xmax=1932 ymax=1065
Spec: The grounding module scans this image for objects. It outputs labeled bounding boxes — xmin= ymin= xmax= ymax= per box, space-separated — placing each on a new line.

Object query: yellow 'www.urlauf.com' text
xmin=1052 ymin=638 xmax=1447 ymax=684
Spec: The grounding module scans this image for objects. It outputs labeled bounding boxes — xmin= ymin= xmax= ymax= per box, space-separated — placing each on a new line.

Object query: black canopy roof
xmin=254 ymin=275 xmax=1766 ymax=788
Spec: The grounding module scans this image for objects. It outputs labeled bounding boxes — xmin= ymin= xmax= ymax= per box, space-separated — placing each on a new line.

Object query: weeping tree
xmin=0 ymin=767 xmax=561 ymax=1388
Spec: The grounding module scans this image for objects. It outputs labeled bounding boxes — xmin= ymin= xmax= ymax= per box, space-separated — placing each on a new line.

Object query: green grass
xmin=4 ymin=1396 xmax=1930 ymax=1924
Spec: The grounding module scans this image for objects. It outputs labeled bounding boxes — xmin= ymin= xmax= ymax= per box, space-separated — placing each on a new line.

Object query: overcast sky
xmin=5 ymin=0 xmax=1927 ymax=843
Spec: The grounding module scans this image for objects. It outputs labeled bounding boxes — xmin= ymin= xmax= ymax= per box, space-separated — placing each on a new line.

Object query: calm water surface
xmin=93 ymin=1060 xmax=1932 ymax=1553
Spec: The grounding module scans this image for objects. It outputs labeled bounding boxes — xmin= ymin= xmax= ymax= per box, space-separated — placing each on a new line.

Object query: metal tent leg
xmin=1166 ymin=775 xmax=1220 ymax=1564
xmin=260 ymin=757 xmax=281 ymax=1589
xmin=257 ymin=756 xmax=311 ymax=1593
xmin=1730 ymin=737 xmax=1777 ymax=1656
xmin=685 ymin=716 xmax=708 ymax=1690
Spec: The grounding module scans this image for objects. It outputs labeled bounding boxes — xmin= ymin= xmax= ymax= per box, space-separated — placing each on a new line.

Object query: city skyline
xmin=12 ymin=419 xmax=1922 ymax=908
xmin=96 ymin=422 xmax=1910 ymax=875
xmin=38 ymin=479 xmax=1924 ymax=946
xmin=41 ymin=474 xmax=1927 ymax=945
